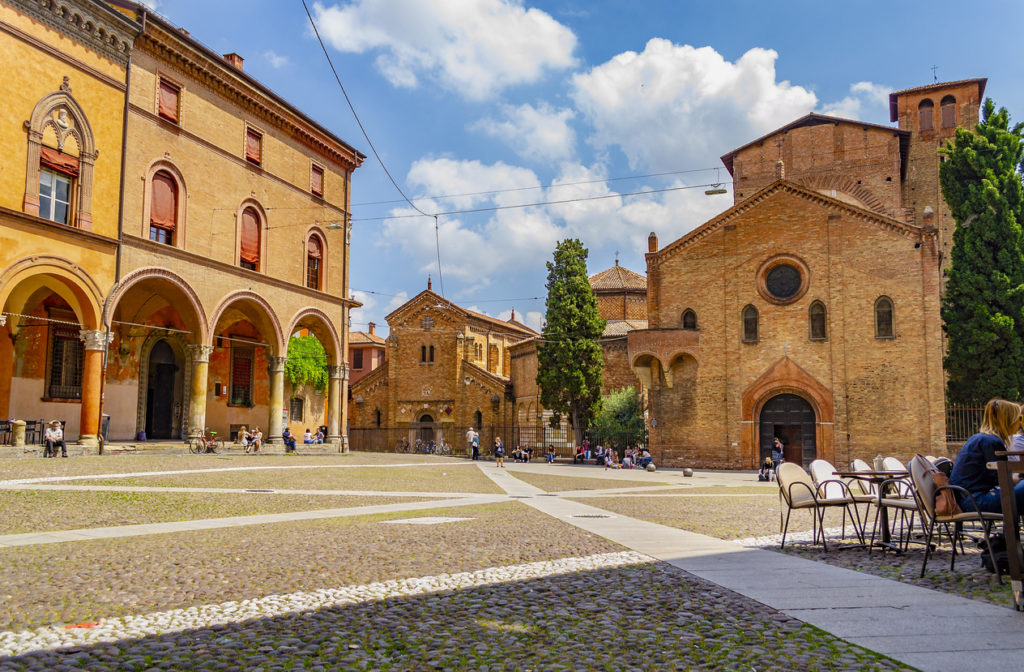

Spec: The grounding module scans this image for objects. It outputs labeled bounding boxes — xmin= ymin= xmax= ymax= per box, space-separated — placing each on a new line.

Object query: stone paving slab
xmin=482 ymin=464 xmax=1024 ymax=672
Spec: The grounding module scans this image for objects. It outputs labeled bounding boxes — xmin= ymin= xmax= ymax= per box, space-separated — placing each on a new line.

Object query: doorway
xmin=759 ymin=393 xmax=816 ymax=467
xmin=145 ymin=340 xmax=178 ymax=440
xmin=417 ymin=414 xmax=435 ymax=443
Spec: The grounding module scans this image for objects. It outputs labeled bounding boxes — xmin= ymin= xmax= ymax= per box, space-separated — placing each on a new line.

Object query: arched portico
xmin=287 ymin=306 xmax=344 ymax=444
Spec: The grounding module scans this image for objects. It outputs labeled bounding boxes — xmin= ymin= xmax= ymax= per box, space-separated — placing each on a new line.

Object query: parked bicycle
xmin=188 ymin=427 xmax=224 ymax=454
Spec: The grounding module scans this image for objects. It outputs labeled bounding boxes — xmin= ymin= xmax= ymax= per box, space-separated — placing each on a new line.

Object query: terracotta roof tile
xmin=589 ymin=264 xmax=646 ymax=291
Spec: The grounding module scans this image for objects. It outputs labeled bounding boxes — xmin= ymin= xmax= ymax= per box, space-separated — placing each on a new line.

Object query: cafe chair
xmin=810 ymin=459 xmax=867 ymax=541
xmin=777 ymin=462 xmax=863 ymax=551
xmin=908 ymin=454 xmax=1002 ymax=580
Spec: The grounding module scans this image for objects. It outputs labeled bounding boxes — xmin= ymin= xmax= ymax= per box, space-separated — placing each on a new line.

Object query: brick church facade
xmin=629 ymin=78 xmax=985 ymax=469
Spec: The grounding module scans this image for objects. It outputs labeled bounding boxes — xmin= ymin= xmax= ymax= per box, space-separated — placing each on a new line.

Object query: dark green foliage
xmin=941 ymin=99 xmax=1024 ymax=402
xmin=284 ymin=335 xmax=329 ymax=392
xmin=536 ymin=239 xmax=606 ymax=435
xmin=590 ymin=387 xmax=647 ymax=455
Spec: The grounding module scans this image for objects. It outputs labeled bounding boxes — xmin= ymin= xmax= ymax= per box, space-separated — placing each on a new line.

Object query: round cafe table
xmin=834 ymin=469 xmax=910 ymax=553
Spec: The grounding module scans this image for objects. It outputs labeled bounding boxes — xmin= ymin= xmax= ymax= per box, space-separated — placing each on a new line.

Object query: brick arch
xmin=0 ymin=255 xmax=103 ymax=331
xmin=286 ymin=306 xmax=341 ymax=365
xmin=210 ymin=290 xmax=285 ymax=355
xmin=740 ymin=357 xmax=835 ymax=468
xmin=795 ymin=174 xmax=886 ymax=215
xmin=105 ymin=267 xmax=208 ymax=343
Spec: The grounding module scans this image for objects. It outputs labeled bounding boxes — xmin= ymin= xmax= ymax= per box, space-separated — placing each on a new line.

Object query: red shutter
xmin=158 ymin=80 xmax=179 ymax=122
xmin=245 ymin=129 xmax=261 ymax=164
xmin=240 ymin=208 xmax=260 ymax=265
xmin=307 ymin=235 xmax=322 ymax=259
xmin=40 ymin=146 xmax=79 ymax=177
xmin=150 ymin=172 xmax=177 ymax=230
xmin=311 ymin=165 xmax=324 ymax=195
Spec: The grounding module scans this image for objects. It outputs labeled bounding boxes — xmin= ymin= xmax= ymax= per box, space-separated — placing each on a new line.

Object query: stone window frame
xmin=756 ymin=254 xmax=810 ymax=306
xmin=141 ymin=159 xmax=188 ymax=249
xmin=808 ymin=300 xmax=827 ymax=341
xmin=24 ymin=87 xmax=97 ymax=230
xmin=874 ymin=296 xmax=895 ymax=339
xmin=155 ymin=71 xmax=184 ymax=125
xmin=742 ymin=304 xmax=759 ymax=344
xmin=681 ymin=308 xmax=698 ymax=330
xmin=918 ymin=98 xmax=935 ymax=131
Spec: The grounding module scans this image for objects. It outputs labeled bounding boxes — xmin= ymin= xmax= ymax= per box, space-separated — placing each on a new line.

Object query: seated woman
xmin=758 ymin=455 xmax=774 ymax=481
xmin=546 ymin=445 xmax=556 ymax=463
xmin=572 ymin=445 xmax=585 ymax=464
xmin=238 ymin=426 xmax=251 ymax=453
xmin=950 ymin=398 xmax=1024 ymax=514
xmin=303 ymin=428 xmax=315 ymax=445
xmin=621 ymin=449 xmax=633 ymax=469
xmin=250 ymin=427 xmax=263 ymax=453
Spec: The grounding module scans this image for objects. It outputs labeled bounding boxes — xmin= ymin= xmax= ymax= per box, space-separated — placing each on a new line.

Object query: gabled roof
xmin=589 ymin=263 xmax=646 ymax=291
xmin=720 ymin=113 xmax=909 ymax=176
xmin=463 ymin=360 xmax=511 ymax=388
xmin=888 ymin=78 xmax=987 ymax=122
xmin=651 ymin=179 xmax=929 ymax=265
xmin=385 ymin=289 xmax=537 ymax=336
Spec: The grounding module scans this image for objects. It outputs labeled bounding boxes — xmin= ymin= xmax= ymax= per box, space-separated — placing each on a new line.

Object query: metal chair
xmin=777 ymin=462 xmax=864 ymax=550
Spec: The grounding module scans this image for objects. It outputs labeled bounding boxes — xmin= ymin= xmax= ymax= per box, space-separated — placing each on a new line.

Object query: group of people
xmin=303 ymin=428 xmax=326 ymax=445
xmin=237 ymin=426 xmax=263 ymax=453
xmin=758 ymin=437 xmax=785 ymax=481
xmin=571 ymin=442 xmax=652 ymax=469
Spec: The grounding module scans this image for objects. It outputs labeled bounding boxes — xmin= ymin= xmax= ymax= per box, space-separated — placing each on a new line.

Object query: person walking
xmin=771 ymin=437 xmax=784 ymax=471
xmin=494 ymin=436 xmax=504 ymax=467
xmin=465 ymin=427 xmax=476 ymax=458
xmin=43 ymin=420 xmax=67 ymax=458
xmin=471 ymin=430 xmax=480 ymax=460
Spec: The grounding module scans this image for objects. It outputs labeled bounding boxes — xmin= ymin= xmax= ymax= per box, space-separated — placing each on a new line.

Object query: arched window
xmin=149 ymin=170 xmax=178 ymax=245
xmin=918 ymin=99 xmax=934 ymax=131
xmin=420 ymin=345 xmax=427 ymax=362
xmin=429 ymin=345 xmax=435 ymax=362
xmin=306 ymin=234 xmax=323 ymax=289
xmin=374 ymin=409 xmax=381 ymax=427
xmin=742 ymin=305 xmax=759 ymax=343
xmin=474 ymin=410 xmax=483 ymax=430
xmin=875 ymin=297 xmax=894 ymax=338
xmin=239 ymin=206 xmax=261 ymax=271
xmin=941 ymin=95 xmax=956 ymax=128
xmin=809 ymin=301 xmax=827 ymax=340
xmin=681 ymin=309 xmax=697 ymax=330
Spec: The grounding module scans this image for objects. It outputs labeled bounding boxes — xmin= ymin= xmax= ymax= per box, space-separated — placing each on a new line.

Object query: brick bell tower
xmin=890 ymin=78 xmax=986 ymax=271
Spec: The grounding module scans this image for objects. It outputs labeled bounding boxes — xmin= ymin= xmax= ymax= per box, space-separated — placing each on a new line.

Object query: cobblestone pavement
xmin=0 ymin=455 xmax=919 ymax=670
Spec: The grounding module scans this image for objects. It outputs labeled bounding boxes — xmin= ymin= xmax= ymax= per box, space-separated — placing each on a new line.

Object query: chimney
xmin=427 ymin=275 xmax=432 ymax=291
xmin=223 ymin=53 xmax=244 ymax=70
xmin=775 ymin=158 xmax=785 ymax=180
xmin=368 ymin=322 xmax=376 ymax=336
xmin=648 ymin=231 xmax=658 ymax=253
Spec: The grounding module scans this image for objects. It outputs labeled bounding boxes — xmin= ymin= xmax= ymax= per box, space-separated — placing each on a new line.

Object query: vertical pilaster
xmin=78 ymin=330 xmax=111 ymax=446
xmin=267 ymin=355 xmax=287 ymax=444
xmin=339 ymin=363 xmax=350 ymax=453
xmin=187 ymin=344 xmax=214 ymax=439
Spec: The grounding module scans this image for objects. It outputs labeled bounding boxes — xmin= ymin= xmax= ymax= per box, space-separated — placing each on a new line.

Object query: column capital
xmin=188 ymin=344 xmax=215 ymax=363
xmin=79 ymin=329 xmax=113 ymax=351
xmin=268 ymin=355 xmax=288 ymax=374
xmin=0 ymin=314 xmax=6 ymax=327
xmin=328 ymin=364 xmax=349 ymax=380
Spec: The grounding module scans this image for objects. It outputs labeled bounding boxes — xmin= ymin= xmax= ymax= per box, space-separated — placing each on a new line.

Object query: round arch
xmin=209 ymin=290 xmax=285 ymax=355
xmin=286 ymin=306 xmax=341 ymax=366
xmin=0 ymin=256 xmax=103 ymax=332
xmin=105 ymin=267 xmax=208 ymax=343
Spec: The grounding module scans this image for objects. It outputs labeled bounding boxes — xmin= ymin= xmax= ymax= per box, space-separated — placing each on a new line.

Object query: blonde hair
xmin=979 ymin=398 xmax=1022 ymax=446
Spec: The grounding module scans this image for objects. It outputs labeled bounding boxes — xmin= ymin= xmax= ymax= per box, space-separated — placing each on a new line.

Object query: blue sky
xmin=146 ymin=0 xmax=1024 ymax=334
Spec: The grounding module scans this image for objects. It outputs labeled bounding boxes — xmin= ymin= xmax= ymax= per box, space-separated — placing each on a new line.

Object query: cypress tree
xmin=941 ymin=99 xmax=1024 ymax=402
xmin=536 ymin=239 xmax=606 ymax=435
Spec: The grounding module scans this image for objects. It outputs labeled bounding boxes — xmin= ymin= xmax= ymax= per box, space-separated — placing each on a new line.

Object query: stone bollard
xmin=12 ymin=420 xmax=25 ymax=448
xmin=682 ymin=467 xmax=693 ymax=477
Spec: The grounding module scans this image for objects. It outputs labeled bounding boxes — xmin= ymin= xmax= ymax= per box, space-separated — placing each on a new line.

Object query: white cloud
xmin=570 ymin=40 xmax=818 ymax=171
xmin=264 ymin=50 xmax=290 ymax=69
xmin=471 ymin=103 xmax=577 ymax=163
xmin=818 ymin=81 xmax=891 ymax=120
xmin=312 ymin=0 xmax=577 ymax=100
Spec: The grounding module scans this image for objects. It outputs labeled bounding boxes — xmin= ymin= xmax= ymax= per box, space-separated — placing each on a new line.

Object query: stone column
xmin=187 ymin=345 xmax=214 ymax=439
xmin=267 ymin=355 xmax=287 ymax=445
xmin=326 ymin=364 xmax=345 ymax=445
xmin=78 ymin=330 xmax=111 ymax=446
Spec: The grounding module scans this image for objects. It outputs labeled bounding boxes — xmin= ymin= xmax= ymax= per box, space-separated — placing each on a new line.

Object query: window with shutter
xmin=311 ymin=165 xmax=324 ymax=196
xmin=940 ymin=95 xmax=956 ymax=128
xmin=239 ymin=207 xmax=261 ymax=271
xmin=230 ymin=347 xmax=254 ymax=406
xmin=149 ymin=171 xmax=177 ymax=245
xmin=306 ymin=235 xmax=322 ymax=289
xmin=158 ymin=79 xmax=180 ymax=123
xmin=918 ymin=99 xmax=934 ymax=131
xmin=245 ymin=128 xmax=262 ymax=165
xmin=352 ymin=348 xmax=364 ymax=370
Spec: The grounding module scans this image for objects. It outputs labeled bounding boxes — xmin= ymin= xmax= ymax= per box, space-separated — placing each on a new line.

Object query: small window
xmin=158 ymin=79 xmax=180 ymax=123
xmin=875 ymin=297 xmax=894 ymax=338
xmin=474 ymin=410 xmax=483 ymax=430
xmin=149 ymin=170 xmax=177 ymax=245
xmin=39 ymin=169 xmax=72 ymax=224
xmin=681 ymin=309 xmax=697 ymax=330
xmin=311 ymin=164 xmax=324 ymax=197
xmin=809 ymin=301 xmax=827 ymax=340
xmin=229 ymin=346 xmax=254 ymax=405
xmin=918 ymin=99 xmax=934 ymax=131
xmin=429 ymin=345 xmax=435 ymax=363
xmin=245 ymin=128 xmax=262 ymax=165
xmin=421 ymin=345 xmax=427 ymax=362
xmin=239 ymin=207 xmax=261 ymax=271
xmin=742 ymin=305 xmax=759 ymax=343
xmin=306 ymin=234 xmax=323 ymax=290
xmin=48 ymin=321 xmax=83 ymax=399
xmin=352 ymin=348 xmax=364 ymax=370
xmin=289 ymin=397 xmax=304 ymax=422
xmin=374 ymin=409 xmax=381 ymax=427
xmin=940 ymin=95 xmax=956 ymax=128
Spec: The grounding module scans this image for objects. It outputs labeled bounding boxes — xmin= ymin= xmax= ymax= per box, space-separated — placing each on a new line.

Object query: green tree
xmin=941 ymin=99 xmax=1024 ymax=402
xmin=590 ymin=387 xmax=647 ymax=456
xmin=284 ymin=335 xmax=329 ymax=392
xmin=537 ymin=239 xmax=606 ymax=435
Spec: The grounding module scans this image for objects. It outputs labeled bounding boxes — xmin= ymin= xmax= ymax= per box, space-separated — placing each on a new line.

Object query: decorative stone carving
xmin=79 ymin=329 xmax=112 ymax=351
xmin=13 ymin=0 xmax=138 ymax=66
xmin=0 ymin=315 xmax=6 ymax=327
xmin=188 ymin=344 xmax=214 ymax=363
xmin=328 ymin=364 xmax=348 ymax=380
xmin=268 ymin=355 xmax=287 ymax=374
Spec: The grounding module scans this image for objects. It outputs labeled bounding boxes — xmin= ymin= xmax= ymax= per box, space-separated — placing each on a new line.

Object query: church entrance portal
xmin=145 ymin=340 xmax=179 ymax=440
xmin=759 ymin=393 xmax=816 ymax=467
xmin=416 ymin=414 xmax=435 ymax=443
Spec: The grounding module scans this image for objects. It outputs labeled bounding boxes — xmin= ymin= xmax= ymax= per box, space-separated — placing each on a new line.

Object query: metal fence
xmin=945 ymin=403 xmax=984 ymax=442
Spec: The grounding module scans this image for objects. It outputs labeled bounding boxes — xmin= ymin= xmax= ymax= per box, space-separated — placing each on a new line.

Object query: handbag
xmin=932 ymin=471 xmax=962 ymax=517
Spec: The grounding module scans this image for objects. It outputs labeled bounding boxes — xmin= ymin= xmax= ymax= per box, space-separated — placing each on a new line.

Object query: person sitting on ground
xmin=593 ymin=445 xmax=606 ymax=465
xmin=43 ymin=420 xmax=66 ymax=458
xmin=282 ymin=427 xmax=297 ymax=453
xmin=951 ymin=398 xmax=1024 ymax=515
xmin=573 ymin=445 xmax=585 ymax=464
xmin=510 ymin=445 xmax=523 ymax=462
xmin=621 ymin=448 xmax=633 ymax=470
xmin=303 ymin=428 xmax=315 ymax=445
xmin=523 ymin=445 xmax=533 ymax=461
xmin=759 ymin=455 xmax=774 ymax=481
xmin=637 ymin=448 xmax=653 ymax=469
xmin=251 ymin=427 xmax=263 ymax=453
xmin=604 ymin=449 xmax=620 ymax=470
xmin=546 ymin=445 xmax=556 ymax=463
